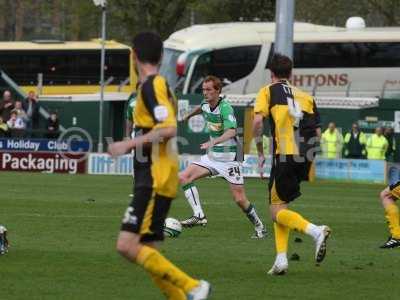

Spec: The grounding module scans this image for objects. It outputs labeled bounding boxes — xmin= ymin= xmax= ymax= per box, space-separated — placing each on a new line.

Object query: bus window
xmin=160 ymin=48 xmax=184 ymax=91
xmin=189 ymin=46 xmax=261 ymax=94
xmin=105 ymin=51 xmax=130 ymax=83
xmin=0 ymin=49 xmax=130 ymax=88
xmin=294 ymin=43 xmax=359 ymax=68
xmin=293 ymin=42 xmax=400 ymax=68
xmin=360 ymin=42 xmax=400 ymax=67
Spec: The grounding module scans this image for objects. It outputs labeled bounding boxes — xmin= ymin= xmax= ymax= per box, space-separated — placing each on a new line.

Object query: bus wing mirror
xmin=222 ymin=78 xmax=232 ymax=86
xmin=176 ymin=52 xmax=188 ymax=77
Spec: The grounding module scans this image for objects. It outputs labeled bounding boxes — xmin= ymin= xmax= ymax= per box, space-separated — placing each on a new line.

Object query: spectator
xmin=384 ymin=127 xmax=396 ymax=162
xmin=366 ymin=127 xmax=388 ymax=160
xmin=343 ymin=122 xmax=367 ymax=159
xmin=0 ymin=90 xmax=14 ymax=122
xmin=23 ymin=91 xmax=40 ymax=137
xmin=321 ymin=122 xmax=343 ymax=159
xmin=0 ymin=116 xmax=8 ymax=137
xmin=46 ymin=112 xmax=60 ymax=139
xmin=7 ymin=110 xmax=26 ymax=137
xmin=14 ymin=100 xmax=28 ymax=124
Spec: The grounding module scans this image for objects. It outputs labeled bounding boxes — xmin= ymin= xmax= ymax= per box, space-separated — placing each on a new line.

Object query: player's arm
xmin=252 ymin=87 xmax=269 ymax=178
xmin=182 ymin=105 xmax=202 ymax=122
xmin=252 ymin=114 xmax=265 ymax=156
xmin=200 ymin=128 xmax=236 ymax=150
xmin=252 ymin=113 xmax=266 ymax=178
xmin=108 ymin=126 xmax=176 ymax=157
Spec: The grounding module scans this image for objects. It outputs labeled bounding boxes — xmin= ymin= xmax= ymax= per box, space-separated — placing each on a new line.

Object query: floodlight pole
xmin=274 ymin=0 xmax=295 ymax=59
xmin=98 ymin=2 xmax=106 ymax=153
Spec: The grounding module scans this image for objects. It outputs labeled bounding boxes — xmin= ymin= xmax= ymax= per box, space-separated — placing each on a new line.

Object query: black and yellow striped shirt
xmin=254 ymin=80 xmax=320 ymax=155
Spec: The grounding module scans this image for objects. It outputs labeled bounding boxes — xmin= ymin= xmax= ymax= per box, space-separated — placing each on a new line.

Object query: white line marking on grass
xmin=0 ymin=213 xmax=119 ymax=218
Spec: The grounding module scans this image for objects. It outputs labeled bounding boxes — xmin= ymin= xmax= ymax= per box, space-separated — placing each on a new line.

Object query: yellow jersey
xmin=133 ymin=74 xmax=178 ymax=198
xmin=254 ymin=80 xmax=319 ymax=156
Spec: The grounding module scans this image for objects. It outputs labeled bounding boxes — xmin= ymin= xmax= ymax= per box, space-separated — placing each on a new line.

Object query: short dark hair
xmin=268 ymin=53 xmax=293 ymax=79
xmin=203 ymin=75 xmax=222 ymax=92
xmin=132 ymin=32 xmax=163 ymax=65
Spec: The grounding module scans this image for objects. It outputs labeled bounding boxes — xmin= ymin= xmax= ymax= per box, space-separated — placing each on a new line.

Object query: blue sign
xmin=387 ymin=163 xmax=400 ymax=186
xmin=88 ymin=153 xmax=133 ymax=175
xmin=0 ymin=138 xmax=90 ymax=152
xmin=315 ymin=158 xmax=385 ymax=183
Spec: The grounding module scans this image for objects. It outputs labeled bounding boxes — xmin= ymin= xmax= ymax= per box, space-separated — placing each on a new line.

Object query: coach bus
xmin=161 ymin=19 xmax=400 ymax=98
xmin=0 ymin=40 xmax=137 ymax=95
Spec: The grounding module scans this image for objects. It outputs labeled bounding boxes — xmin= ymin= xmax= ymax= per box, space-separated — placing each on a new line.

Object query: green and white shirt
xmin=126 ymin=93 xmax=136 ymax=138
xmin=126 ymin=93 xmax=137 ymax=122
xmin=201 ymin=97 xmax=238 ymax=162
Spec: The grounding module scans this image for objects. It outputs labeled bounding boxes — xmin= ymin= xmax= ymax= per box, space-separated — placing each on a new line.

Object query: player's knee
xmin=233 ymin=194 xmax=244 ymax=205
xmin=116 ymin=239 xmax=129 ymax=256
xmin=232 ymin=189 xmax=246 ymax=206
xmin=269 ymin=206 xmax=279 ymax=222
xmin=179 ymin=172 xmax=190 ymax=185
xmin=116 ymin=238 xmax=138 ymax=259
xmin=380 ymin=189 xmax=390 ymax=202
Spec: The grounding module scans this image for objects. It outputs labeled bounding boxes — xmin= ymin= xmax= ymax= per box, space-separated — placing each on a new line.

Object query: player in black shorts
xmin=252 ymin=53 xmax=331 ymax=275
xmin=108 ymin=32 xmax=210 ymax=300
xmin=378 ymin=181 xmax=400 ymax=248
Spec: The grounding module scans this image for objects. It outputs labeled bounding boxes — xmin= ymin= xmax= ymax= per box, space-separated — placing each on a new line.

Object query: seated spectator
xmin=23 ymin=91 xmax=40 ymax=137
xmin=7 ymin=110 xmax=26 ymax=137
xmin=321 ymin=122 xmax=343 ymax=159
xmin=46 ymin=112 xmax=60 ymax=139
xmin=366 ymin=127 xmax=388 ymax=160
xmin=14 ymin=100 xmax=28 ymax=124
xmin=0 ymin=116 xmax=8 ymax=137
xmin=343 ymin=123 xmax=367 ymax=159
xmin=0 ymin=90 xmax=14 ymax=122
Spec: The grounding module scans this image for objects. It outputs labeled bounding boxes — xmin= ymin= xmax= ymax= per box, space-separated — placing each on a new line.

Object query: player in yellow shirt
xmin=108 ymin=32 xmax=210 ymax=300
xmin=252 ymin=53 xmax=331 ymax=275
xmin=378 ymin=181 xmax=400 ymax=248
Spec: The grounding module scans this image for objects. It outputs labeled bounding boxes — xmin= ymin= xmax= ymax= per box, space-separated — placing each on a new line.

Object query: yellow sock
xmin=276 ymin=209 xmax=310 ymax=234
xmin=151 ymin=274 xmax=186 ymax=300
xmin=385 ymin=203 xmax=400 ymax=239
xmin=274 ymin=222 xmax=290 ymax=253
xmin=136 ymin=245 xmax=199 ymax=294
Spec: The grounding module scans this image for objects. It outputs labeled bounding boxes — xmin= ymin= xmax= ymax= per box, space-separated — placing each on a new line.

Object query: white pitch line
xmin=0 ymin=213 xmax=120 ymax=218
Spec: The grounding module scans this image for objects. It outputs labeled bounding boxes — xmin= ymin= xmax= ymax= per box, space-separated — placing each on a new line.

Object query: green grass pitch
xmin=1 ymin=172 xmax=400 ymax=299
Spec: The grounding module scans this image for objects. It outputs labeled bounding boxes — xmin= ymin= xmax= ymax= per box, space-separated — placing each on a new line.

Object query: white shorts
xmin=192 ymin=154 xmax=244 ymax=185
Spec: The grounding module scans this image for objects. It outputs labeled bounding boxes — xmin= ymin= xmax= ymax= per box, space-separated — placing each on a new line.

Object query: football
xmin=163 ymin=217 xmax=182 ymax=238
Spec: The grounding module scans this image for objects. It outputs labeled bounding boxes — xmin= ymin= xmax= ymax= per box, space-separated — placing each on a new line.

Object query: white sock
xmin=275 ymin=252 xmax=288 ymax=264
xmin=245 ymin=203 xmax=264 ymax=228
xmin=184 ymin=185 xmax=205 ymax=218
xmin=305 ymin=223 xmax=320 ymax=240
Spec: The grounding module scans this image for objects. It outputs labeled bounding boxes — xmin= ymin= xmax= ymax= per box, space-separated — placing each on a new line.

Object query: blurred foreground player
xmin=108 ymin=32 xmax=210 ymax=300
xmin=0 ymin=225 xmax=8 ymax=255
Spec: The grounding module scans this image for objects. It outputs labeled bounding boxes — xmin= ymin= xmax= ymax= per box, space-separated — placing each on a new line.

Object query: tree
xmin=14 ymin=0 xmax=24 ymax=40
xmin=192 ymin=0 xmax=275 ymax=23
xmin=295 ymin=0 xmax=400 ymax=27
xmin=109 ymin=0 xmax=195 ymax=41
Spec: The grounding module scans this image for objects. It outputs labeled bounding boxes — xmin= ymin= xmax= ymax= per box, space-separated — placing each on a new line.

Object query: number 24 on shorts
xmin=228 ymin=167 xmax=241 ymax=177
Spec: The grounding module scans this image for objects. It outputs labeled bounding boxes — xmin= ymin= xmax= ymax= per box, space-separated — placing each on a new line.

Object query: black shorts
xmin=389 ymin=181 xmax=400 ymax=199
xmin=121 ymin=186 xmax=172 ymax=243
xmin=269 ymin=155 xmax=309 ymax=203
